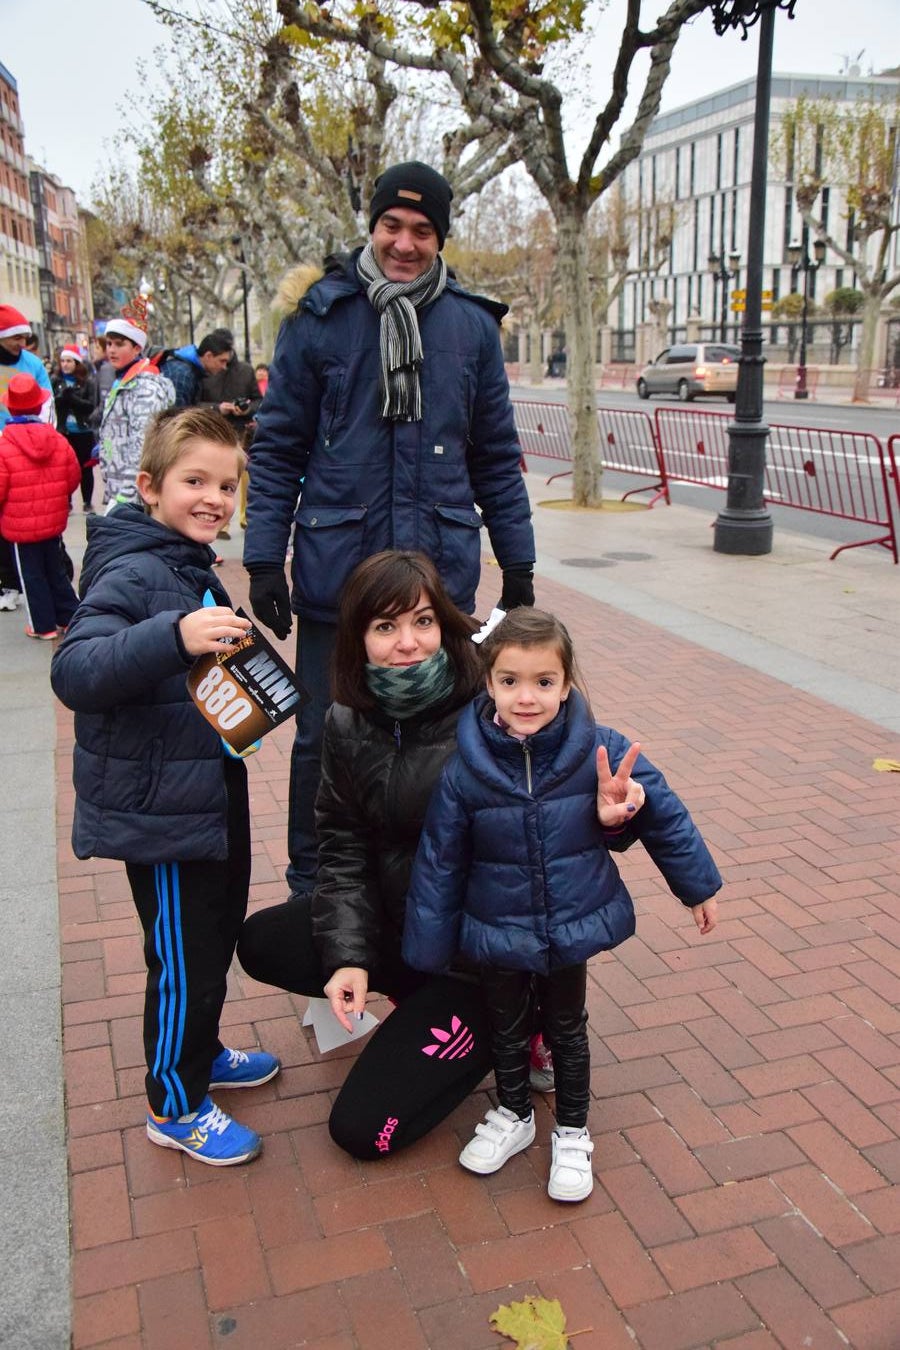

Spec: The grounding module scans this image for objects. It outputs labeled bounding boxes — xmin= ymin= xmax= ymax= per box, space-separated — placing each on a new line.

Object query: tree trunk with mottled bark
xmin=556 ymin=204 xmax=602 ymax=506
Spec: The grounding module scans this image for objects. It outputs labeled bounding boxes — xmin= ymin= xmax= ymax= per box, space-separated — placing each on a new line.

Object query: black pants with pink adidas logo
xmin=334 ymin=974 xmax=494 ymax=1158
xmin=238 ymin=897 xmax=495 ymax=1159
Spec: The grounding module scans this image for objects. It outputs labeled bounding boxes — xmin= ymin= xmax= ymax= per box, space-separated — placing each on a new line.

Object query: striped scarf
xmin=364 ymin=646 xmax=456 ymax=721
xmin=357 ymin=242 xmax=448 ymax=421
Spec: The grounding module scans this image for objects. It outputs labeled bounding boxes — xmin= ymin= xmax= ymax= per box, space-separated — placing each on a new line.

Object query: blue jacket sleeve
xmin=601 ymin=727 xmax=722 ymax=906
xmin=466 ymin=316 xmax=535 ymax=570
xmin=159 ymin=357 xmax=199 ymax=408
xmin=402 ymin=763 xmax=473 ymax=972
xmin=50 ymin=567 xmax=193 ymax=713
xmin=242 ymin=314 xmax=321 ymax=569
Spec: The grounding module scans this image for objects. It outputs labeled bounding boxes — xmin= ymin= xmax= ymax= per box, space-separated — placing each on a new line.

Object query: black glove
xmin=248 ymin=566 xmax=293 ymax=640
xmin=499 ymin=566 xmax=535 ymax=611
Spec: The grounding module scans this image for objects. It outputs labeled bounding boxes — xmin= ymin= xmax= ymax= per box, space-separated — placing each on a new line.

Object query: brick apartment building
xmin=0 ymin=61 xmax=42 ymax=341
xmin=29 ymin=162 xmax=93 ymax=355
xmin=1 ymin=58 xmax=93 ymax=358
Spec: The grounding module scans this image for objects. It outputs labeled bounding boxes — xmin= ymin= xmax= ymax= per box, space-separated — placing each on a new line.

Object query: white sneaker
xmin=459 ymin=1105 xmax=535 ymax=1175
xmin=548 ymin=1126 xmax=594 ymax=1202
xmin=0 ymin=590 xmax=20 ymax=611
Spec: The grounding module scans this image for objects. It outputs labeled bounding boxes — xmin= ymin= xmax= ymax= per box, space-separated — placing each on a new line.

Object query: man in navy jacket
xmin=243 ymin=161 xmax=535 ymax=899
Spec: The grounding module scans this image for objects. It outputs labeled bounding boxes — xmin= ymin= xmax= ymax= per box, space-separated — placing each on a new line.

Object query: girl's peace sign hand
xmin=596 ymin=742 xmax=645 ymax=827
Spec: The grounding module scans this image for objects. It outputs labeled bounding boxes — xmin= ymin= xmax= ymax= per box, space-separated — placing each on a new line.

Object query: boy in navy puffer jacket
xmin=51 ymin=407 xmax=280 ymax=1167
xmin=404 ymin=608 xmax=722 ymax=1203
xmin=0 ymin=373 xmax=80 ymax=638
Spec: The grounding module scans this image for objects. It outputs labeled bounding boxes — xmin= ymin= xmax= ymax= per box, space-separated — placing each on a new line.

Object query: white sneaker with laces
xmin=548 ymin=1126 xmax=594 ymax=1202
xmin=0 ymin=589 xmax=20 ymax=612
xmin=459 ymin=1105 xmax=535 ymax=1175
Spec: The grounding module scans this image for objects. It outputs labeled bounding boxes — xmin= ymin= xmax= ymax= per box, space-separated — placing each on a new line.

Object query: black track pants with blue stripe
xmin=126 ymin=758 xmax=251 ymax=1118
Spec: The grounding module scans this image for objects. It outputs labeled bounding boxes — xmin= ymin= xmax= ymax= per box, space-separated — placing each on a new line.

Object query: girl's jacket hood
xmin=78 ymin=503 xmax=218 ymax=599
xmin=456 ymin=688 xmax=590 ymax=794
xmin=2 ymin=420 xmax=66 ymax=462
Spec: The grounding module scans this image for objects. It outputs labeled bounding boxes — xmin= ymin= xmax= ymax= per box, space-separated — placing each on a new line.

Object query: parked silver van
xmin=636 ymin=343 xmax=740 ymax=402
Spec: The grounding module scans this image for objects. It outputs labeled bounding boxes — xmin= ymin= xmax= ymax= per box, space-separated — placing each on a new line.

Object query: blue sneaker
xmin=146 ymin=1096 xmax=261 ymax=1166
xmin=209 ymin=1045 xmax=281 ymax=1090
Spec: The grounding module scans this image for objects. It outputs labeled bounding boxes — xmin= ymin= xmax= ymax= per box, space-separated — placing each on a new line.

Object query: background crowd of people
xmin=0 ymin=302 xmax=268 ymax=624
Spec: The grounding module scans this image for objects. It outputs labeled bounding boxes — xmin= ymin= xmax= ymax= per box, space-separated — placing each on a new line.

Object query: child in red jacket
xmin=0 ymin=373 xmax=81 ymax=638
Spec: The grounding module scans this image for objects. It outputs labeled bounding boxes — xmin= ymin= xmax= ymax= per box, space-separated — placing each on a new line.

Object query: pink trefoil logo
xmin=422 ymin=1015 xmax=474 ymax=1059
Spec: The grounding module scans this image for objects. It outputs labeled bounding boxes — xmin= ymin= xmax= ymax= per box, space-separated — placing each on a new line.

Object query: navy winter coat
xmin=243 ymin=249 xmax=535 ymax=622
xmin=403 ymin=690 xmax=722 ymax=975
xmin=158 ymin=345 xmax=205 ymax=408
xmin=50 ymin=506 xmax=236 ymax=864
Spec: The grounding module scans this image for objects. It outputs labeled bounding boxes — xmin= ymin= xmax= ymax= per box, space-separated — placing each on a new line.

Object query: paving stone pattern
xmin=60 ymin=560 xmax=900 ymax=1350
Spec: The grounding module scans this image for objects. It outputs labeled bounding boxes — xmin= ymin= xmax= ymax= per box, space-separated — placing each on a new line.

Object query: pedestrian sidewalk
xmin=4 ymin=489 xmax=900 ymax=1349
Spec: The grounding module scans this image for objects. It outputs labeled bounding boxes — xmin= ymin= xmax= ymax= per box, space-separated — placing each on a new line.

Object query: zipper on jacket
xmin=522 ymin=742 xmax=533 ymax=793
xmin=393 ymin=720 xmax=402 ymax=750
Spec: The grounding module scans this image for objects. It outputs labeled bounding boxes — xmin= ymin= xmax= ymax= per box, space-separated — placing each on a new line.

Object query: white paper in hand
xmin=302 ymin=996 xmax=379 ymax=1054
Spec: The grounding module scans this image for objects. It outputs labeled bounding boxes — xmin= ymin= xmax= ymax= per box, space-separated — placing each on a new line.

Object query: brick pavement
xmin=59 ymin=558 xmax=900 ymax=1350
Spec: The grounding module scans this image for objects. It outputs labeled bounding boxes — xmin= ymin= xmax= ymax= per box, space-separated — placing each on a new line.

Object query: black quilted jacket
xmin=311 ymin=679 xmax=478 ymax=981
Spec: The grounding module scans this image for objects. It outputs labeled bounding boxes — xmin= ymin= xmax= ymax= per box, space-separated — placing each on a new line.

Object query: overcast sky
xmin=2 ymin=0 xmax=897 ymax=202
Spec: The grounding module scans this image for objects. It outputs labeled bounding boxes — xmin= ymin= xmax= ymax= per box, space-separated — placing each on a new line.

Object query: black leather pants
xmin=481 ymin=963 xmax=590 ymax=1128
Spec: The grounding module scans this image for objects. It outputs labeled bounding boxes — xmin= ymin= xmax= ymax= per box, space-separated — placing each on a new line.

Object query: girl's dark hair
xmin=332 ymin=550 xmax=481 ymax=711
xmin=479 ymin=608 xmax=589 ymax=699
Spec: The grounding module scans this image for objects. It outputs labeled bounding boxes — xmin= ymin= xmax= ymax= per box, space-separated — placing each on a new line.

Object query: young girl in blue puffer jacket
xmin=403 ymin=608 xmax=722 ymax=1203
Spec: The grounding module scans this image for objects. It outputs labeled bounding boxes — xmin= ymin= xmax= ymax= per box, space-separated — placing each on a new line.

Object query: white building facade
xmin=610 ymin=71 xmax=900 ymax=367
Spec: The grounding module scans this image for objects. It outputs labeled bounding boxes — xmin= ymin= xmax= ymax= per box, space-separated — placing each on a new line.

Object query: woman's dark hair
xmin=479 ymin=607 xmax=589 ymax=700
xmin=332 ymin=550 xmax=481 ymax=711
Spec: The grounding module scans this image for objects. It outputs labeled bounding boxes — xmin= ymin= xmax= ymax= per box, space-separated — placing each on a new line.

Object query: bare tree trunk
xmin=528 ymin=313 xmax=543 ymax=385
xmin=556 ymin=204 xmax=602 ymax=506
xmin=852 ymin=294 xmax=880 ymax=402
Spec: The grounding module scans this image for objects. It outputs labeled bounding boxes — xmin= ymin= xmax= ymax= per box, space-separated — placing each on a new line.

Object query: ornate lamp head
xmin=710 ymin=0 xmax=796 ymax=39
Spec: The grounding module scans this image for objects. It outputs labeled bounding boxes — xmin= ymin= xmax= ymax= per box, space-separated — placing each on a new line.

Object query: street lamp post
xmin=708 ymin=250 xmax=741 ymax=342
xmin=711 ymin=0 xmax=797 ymax=558
xmin=231 ymin=234 xmax=251 ymax=363
xmin=788 ymin=235 xmax=826 ymax=398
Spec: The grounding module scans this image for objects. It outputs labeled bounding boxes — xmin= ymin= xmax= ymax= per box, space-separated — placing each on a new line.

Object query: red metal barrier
xmin=599 ymin=364 xmax=638 ymax=390
xmin=777 ymin=366 xmax=820 ymax=399
xmin=765 ymin=423 xmax=898 ymax=561
xmin=652 ymin=408 xmax=732 ymax=490
xmin=598 ymin=407 xmax=669 ymax=505
xmin=511 ymin=398 xmax=668 ymax=503
xmin=511 ymin=400 xmax=572 ymax=480
xmin=655 ymin=407 xmax=899 ymax=563
xmin=886 ymin=435 xmax=900 ymax=538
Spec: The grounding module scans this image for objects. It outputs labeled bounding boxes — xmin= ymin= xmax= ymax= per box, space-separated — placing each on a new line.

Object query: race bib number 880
xmin=193 ymin=665 xmax=253 ymax=731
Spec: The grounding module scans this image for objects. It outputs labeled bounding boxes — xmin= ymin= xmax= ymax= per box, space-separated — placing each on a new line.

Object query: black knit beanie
xmin=368 ymin=162 xmax=453 ymax=247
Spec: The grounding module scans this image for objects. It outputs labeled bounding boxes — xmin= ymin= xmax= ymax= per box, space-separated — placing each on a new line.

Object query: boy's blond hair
xmin=139 ymin=407 xmax=246 ymax=492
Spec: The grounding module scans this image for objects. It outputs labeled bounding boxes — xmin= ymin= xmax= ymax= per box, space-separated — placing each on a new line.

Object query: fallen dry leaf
xmin=490 ymin=1295 xmax=570 ymax=1349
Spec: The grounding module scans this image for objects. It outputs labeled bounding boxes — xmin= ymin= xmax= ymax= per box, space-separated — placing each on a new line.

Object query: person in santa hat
xmin=98 ymin=296 xmax=174 ymax=509
xmin=53 ymin=345 xmax=100 ymax=513
xmin=0 ymin=306 xmax=53 ymax=432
